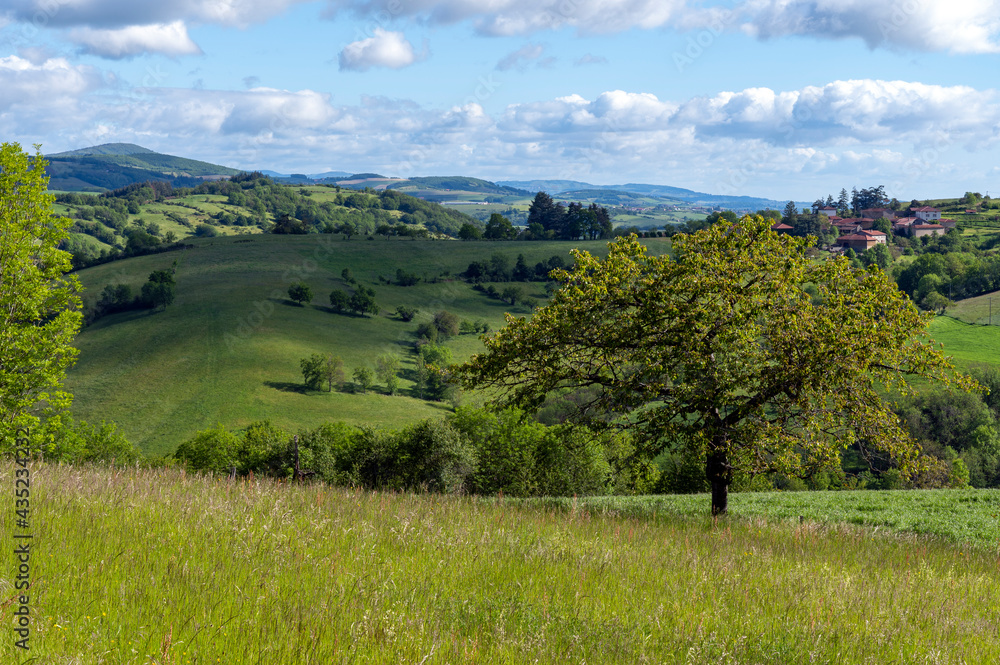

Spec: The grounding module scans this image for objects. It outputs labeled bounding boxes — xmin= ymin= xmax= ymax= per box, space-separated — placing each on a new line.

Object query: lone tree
xmin=288 ymin=282 xmax=312 ymax=306
xmin=0 ymin=143 xmax=82 ymax=453
xmin=456 ymin=216 xmax=975 ymax=514
xmin=141 ymin=269 xmax=176 ymax=311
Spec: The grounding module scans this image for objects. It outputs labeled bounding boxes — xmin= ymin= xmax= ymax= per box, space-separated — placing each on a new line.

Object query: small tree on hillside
xmin=349 ymin=287 xmax=380 ymax=317
xmin=142 ymin=270 xmax=176 ymax=311
xmin=288 ymin=282 xmax=312 ymax=306
xmin=353 ymin=366 xmax=375 ymax=393
xmin=375 ymin=354 xmax=401 ymax=395
xmin=329 ymin=289 xmax=350 ymax=313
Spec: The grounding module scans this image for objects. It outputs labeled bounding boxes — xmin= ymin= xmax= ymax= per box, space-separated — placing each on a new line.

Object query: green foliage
xmin=173 ymin=426 xmax=242 ymax=474
xmin=433 ymin=310 xmax=460 ymax=338
xmin=0 ymin=143 xmax=83 ymax=453
xmin=141 ymin=269 xmax=176 ymax=310
xmin=458 ymin=222 xmax=483 ymax=240
xmin=395 ymin=304 xmax=418 ymax=321
xmin=349 ymin=286 xmax=379 ymax=316
xmin=375 ymin=354 xmax=401 ymax=395
xmin=353 ymin=366 xmax=375 ymax=393
xmin=301 ymin=353 xmax=344 ymax=392
xmin=484 ymin=213 xmax=518 ymax=240
xmin=288 ymin=281 xmax=312 ymax=305
xmin=329 ymin=288 xmax=349 ymax=312
xmin=457 ymin=216 xmax=976 ymax=514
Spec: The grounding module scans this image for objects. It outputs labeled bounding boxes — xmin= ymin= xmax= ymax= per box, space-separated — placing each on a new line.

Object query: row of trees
xmin=172 ymin=407 xmax=655 ymax=497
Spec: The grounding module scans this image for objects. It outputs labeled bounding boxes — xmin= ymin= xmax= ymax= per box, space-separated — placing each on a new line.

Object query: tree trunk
xmin=706 ymin=447 xmax=732 ymax=516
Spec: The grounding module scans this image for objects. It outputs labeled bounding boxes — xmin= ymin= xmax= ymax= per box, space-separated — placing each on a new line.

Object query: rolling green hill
xmin=66 ymin=235 xmax=672 ymax=455
xmin=45 ymin=143 xmax=239 ymax=191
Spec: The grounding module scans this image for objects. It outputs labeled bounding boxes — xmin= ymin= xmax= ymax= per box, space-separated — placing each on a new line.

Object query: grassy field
xmin=3 ymin=463 xmax=997 ymax=664
xmin=536 ymin=488 xmax=1000 ymax=551
xmin=66 ymin=236 xmax=668 ymax=456
xmin=927 ymin=315 xmax=1000 ymax=367
xmin=941 ymin=290 xmax=1000 ymax=327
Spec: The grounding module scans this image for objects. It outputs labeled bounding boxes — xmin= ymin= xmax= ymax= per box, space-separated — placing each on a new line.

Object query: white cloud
xmin=496 ymin=43 xmax=546 ymax=71
xmin=67 ymin=21 xmax=202 ymax=59
xmin=338 ymin=28 xmax=422 ymax=71
xmin=3 ymin=0 xmax=309 ymax=29
xmin=7 ymin=73 xmax=999 ymax=199
xmin=324 ymin=0 xmax=707 ymax=36
xmin=0 ymin=56 xmax=103 ymax=109
xmin=323 ymin=0 xmax=1000 ymax=53
xmin=738 ymin=0 xmax=1000 ymax=54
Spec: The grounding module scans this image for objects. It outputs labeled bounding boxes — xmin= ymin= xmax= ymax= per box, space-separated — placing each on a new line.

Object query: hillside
xmin=54 ymin=177 xmax=481 ymax=268
xmin=65 ymin=235 xmax=669 ymax=455
xmin=499 ymin=179 xmax=803 ymax=211
xmin=46 ymin=143 xmax=239 ymax=191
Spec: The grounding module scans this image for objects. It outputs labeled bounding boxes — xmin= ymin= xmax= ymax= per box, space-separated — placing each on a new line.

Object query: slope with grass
xmin=4 ymin=463 xmax=997 ymax=664
xmin=927 ymin=315 xmax=1000 ymax=367
xmin=65 ymin=235 xmax=647 ymax=456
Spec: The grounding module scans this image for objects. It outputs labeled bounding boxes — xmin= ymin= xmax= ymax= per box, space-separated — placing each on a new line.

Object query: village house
xmin=911 ymin=206 xmax=942 ymax=221
xmin=860 ymin=208 xmax=897 ymax=220
xmin=770 ymin=222 xmax=794 ymax=234
xmin=817 ymin=206 xmax=838 ymax=217
xmin=910 ymin=220 xmax=944 ymax=238
xmin=836 ymin=230 xmax=887 ymax=252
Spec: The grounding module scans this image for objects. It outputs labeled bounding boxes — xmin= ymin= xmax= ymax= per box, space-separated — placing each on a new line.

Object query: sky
xmin=1 ymin=0 xmax=999 ymax=201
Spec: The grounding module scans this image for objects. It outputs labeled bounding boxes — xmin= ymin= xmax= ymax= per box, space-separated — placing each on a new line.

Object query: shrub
xmin=396 ymin=305 xmax=418 ymax=321
xmin=174 ymin=426 xmax=241 ymax=474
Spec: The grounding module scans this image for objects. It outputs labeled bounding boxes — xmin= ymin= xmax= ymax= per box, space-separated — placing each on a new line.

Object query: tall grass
xmin=3 ymin=463 xmax=998 ymax=663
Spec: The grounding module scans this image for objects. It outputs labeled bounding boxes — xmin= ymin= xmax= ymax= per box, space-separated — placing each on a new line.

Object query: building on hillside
xmin=817 ymin=206 xmax=838 ymax=217
xmin=833 ymin=219 xmax=861 ymax=234
xmin=940 ymin=219 xmax=957 ymax=230
xmin=836 ymin=230 xmax=887 ymax=252
xmin=892 ymin=218 xmax=915 ymax=235
xmin=912 ymin=206 xmax=942 ymax=221
xmin=857 ymin=218 xmax=879 ymax=230
xmin=910 ymin=221 xmax=944 ymax=238
xmin=770 ymin=222 xmax=794 ymax=234
xmin=860 ymin=208 xmax=898 ymax=220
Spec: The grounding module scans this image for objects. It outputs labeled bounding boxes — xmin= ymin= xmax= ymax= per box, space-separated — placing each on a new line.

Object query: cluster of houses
xmin=771 ymin=205 xmax=955 ymax=253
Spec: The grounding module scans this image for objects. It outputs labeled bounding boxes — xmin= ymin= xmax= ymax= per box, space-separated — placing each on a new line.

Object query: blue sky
xmin=2 ymin=0 xmax=999 ymax=201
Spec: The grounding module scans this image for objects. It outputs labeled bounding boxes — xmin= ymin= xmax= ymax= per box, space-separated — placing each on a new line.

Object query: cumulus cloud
xmin=496 ymin=43 xmax=547 ymax=71
xmin=338 ymin=28 xmax=423 ymax=71
xmin=2 ymin=0 xmax=309 ymax=29
xmin=322 ymin=0 xmax=999 ymax=52
xmin=678 ymin=80 xmax=1000 ymax=148
xmin=738 ymin=0 xmax=1000 ymax=54
xmin=7 ymin=73 xmax=999 ymax=198
xmin=0 ymin=56 xmax=104 ymax=109
xmin=323 ymin=0 xmax=707 ymax=36
xmin=67 ymin=21 xmax=202 ymax=59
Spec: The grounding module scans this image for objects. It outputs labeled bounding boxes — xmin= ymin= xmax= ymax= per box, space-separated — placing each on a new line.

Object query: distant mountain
xmin=46 ymin=143 xmax=239 ymax=191
xmin=499 ymin=179 xmax=801 ymax=211
xmin=389 ymin=176 xmax=529 ymax=197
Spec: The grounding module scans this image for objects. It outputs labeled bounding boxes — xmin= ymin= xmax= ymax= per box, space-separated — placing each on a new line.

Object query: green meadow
xmin=926 ymin=315 xmax=1000 ymax=367
xmin=3 ymin=464 xmax=997 ymax=664
xmin=67 ymin=235 xmax=677 ymax=456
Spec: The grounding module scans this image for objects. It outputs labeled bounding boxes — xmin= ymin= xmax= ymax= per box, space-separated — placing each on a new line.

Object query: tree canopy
xmin=456 ymin=215 xmax=976 ymax=514
xmin=0 ymin=143 xmax=83 ymax=453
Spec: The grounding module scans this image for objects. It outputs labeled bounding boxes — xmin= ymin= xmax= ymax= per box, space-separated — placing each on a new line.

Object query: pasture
xmin=2 ymin=463 xmax=997 ymax=664
xmin=65 ymin=235 xmax=661 ymax=455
